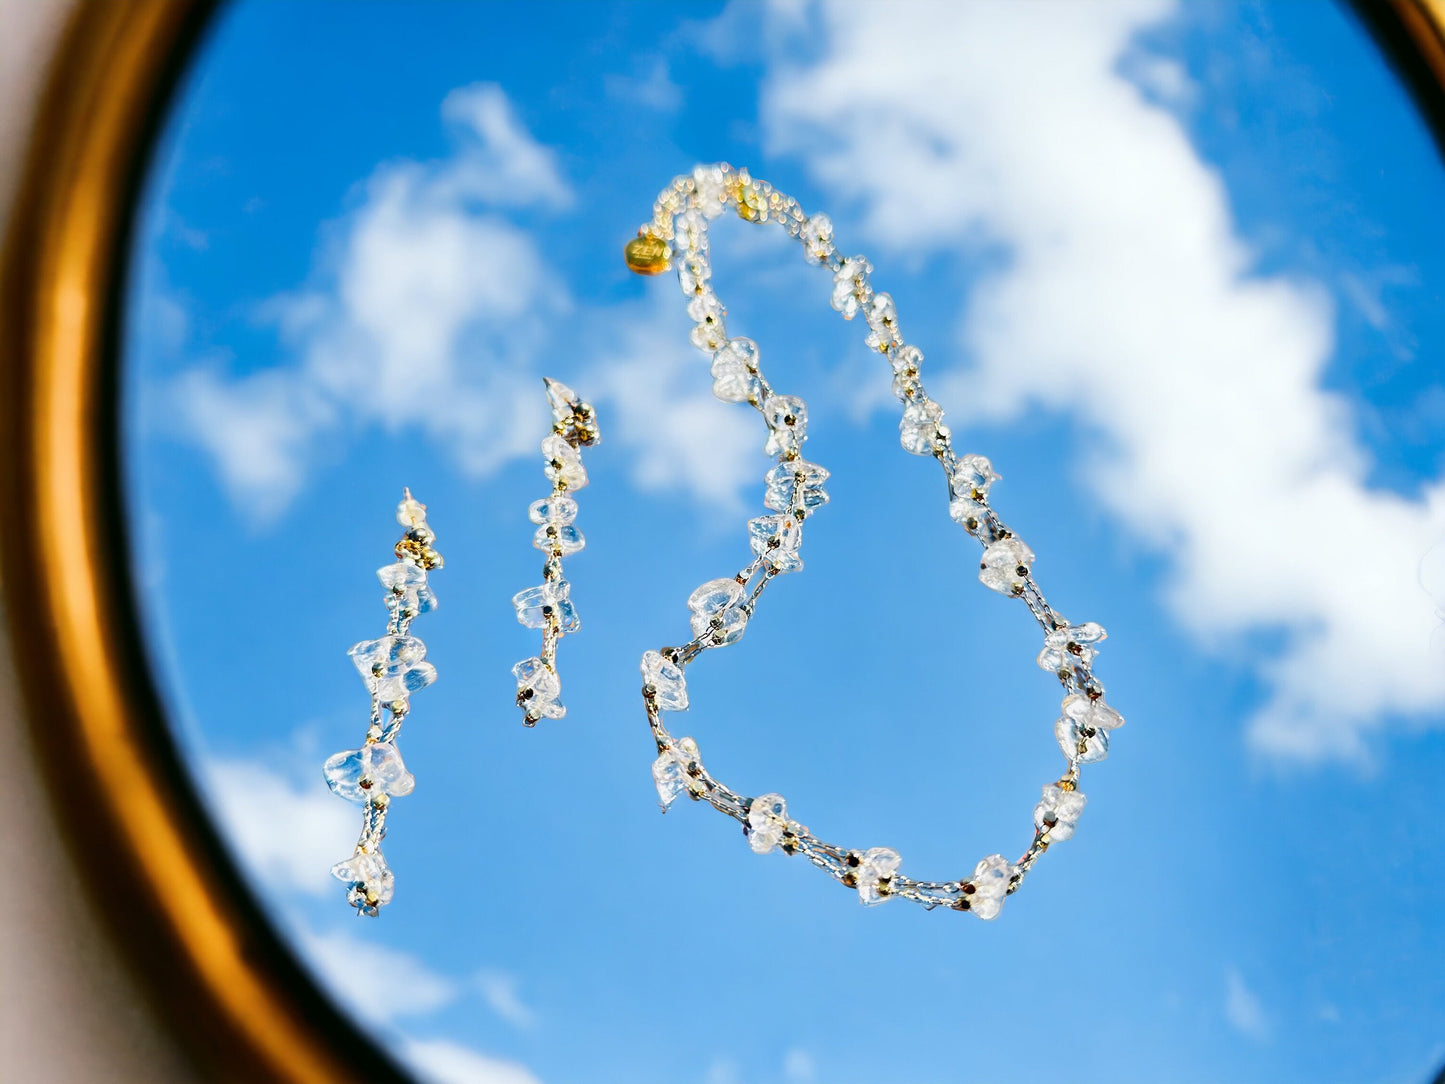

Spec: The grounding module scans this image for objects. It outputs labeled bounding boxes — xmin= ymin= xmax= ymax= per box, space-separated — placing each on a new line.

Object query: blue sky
xmin=123 ymin=2 xmax=1445 ymax=1082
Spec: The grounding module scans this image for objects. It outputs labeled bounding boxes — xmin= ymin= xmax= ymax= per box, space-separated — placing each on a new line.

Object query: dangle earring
xmin=511 ymin=378 xmax=600 ymax=725
xmin=322 ymin=490 xmax=443 ymax=916
xmin=625 ymin=165 xmax=1125 ymax=919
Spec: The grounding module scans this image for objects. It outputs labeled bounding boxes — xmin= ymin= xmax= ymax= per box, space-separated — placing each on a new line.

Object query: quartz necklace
xmin=625 ymin=164 xmax=1125 ymax=918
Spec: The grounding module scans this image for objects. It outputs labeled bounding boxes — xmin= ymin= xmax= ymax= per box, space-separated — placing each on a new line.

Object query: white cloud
xmin=585 ymin=293 xmax=760 ymax=514
xmin=1224 ymin=967 xmax=1270 ymax=1040
xmin=203 ymin=754 xmax=356 ymax=897
xmin=404 ymin=1038 xmax=545 ymax=1084
xmin=739 ymin=0 xmax=1445 ymax=761
xmin=172 ymin=83 xmax=567 ymax=524
xmin=296 ymin=923 xmax=460 ymax=1025
xmin=475 ymin=970 xmax=537 ymax=1030
xmin=783 ymin=1048 xmax=816 ymax=1082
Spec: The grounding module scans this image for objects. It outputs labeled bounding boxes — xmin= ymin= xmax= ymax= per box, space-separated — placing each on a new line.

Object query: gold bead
xmin=624 ymin=233 xmax=671 ymax=275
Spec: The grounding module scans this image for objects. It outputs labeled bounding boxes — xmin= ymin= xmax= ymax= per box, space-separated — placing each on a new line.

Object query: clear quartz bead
xmin=691 ymin=318 xmax=728 ymax=353
xmin=764 ymin=459 xmax=830 ymax=513
xmin=1037 ymin=622 xmax=1108 ymax=673
xmin=378 ymin=560 xmax=425 ymax=592
xmin=512 ymin=579 xmax=580 ymax=634
xmin=979 ymin=537 xmax=1034 ymax=595
xmin=693 ymin=164 xmax=728 ymax=218
xmin=857 ymin=846 xmax=902 ymax=906
xmin=396 ymin=491 xmax=428 ymax=528
xmin=543 ymin=377 xmax=580 ymax=423
xmin=641 ymin=650 xmax=688 ymax=711
xmin=1034 ymin=784 xmax=1087 ymax=842
xmin=747 ymin=793 xmax=788 ymax=854
xmin=378 ymin=562 xmax=436 ymax=616
xmin=349 ymin=635 xmax=436 ymax=702
xmin=762 ymin=395 xmax=808 ymax=457
xmin=966 ymin=854 xmax=1012 ymax=920
xmin=687 ymin=577 xmax=748 ymax=646
xmin=747 ymin=514 xmax=803 ymax=574
xmin=890 ymin=344 xmax=923 ymax=376
xmin=711 ymin=339 xmax=764 ymax=404
xmin=1060 ymin=691 xmax=1124 ymax=732
xmin=952 ymin=454 xmax=1000 ymax=500
xmin=1056 ymin=712 xmax=1110 ymax=765
xmin=687 ymin=291 xmax=723 ymax=324
xmin=900 ymin=399 xmax=944 ymax=456
xmin=677 ymin=250 xmax=711 ymax=297
xmin=533 ymin=522 xmax=585 ymax=556
xmin=331 ymin=849 xmax=395 ymax=916
xmin=801 ymin=213 xmax=834 ymax=264
xmin=831 ymin=257 xmax=872 ymax=319
xmin=323 ymin=741 xmax=416 ymax=803
xmin=864 ymin=294 xmax=902 ymax=352
xmin=948 ymin=495 xmax=986 ymax=534
xmin=528 ymin=496 xmax=578 ymax=526
xmin=652 ymin=736 xmax=703 ymax=809
xmin=542 ymin=434 xmax=588 ymax=491
xmin=513 ymin=657 xmax=565 ymax=721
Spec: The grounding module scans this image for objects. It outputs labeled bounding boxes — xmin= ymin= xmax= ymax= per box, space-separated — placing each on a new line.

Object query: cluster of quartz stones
xmin=510 ymin=378 xmax=600 ymax=725
xmin=630 ymin=164 xmax=1125 ymax=918
xmin=322 ymin=490 xmax=442 ymax=917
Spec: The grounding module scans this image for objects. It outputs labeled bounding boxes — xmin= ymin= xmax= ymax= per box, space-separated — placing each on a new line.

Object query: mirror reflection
xmin=122 ymin=2 xmax=1445 ymax=1082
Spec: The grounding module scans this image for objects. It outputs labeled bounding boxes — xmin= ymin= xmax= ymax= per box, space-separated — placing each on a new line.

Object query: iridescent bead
xmin=747 ymin=514 xmax=803 ymax=574
xmin=640 ymin=649 xmax=688 ymax=712
xmin=763 ymin=394 xmax=808 ymax=457
xmin=687 ymin=577 xmax=748 ymax=646
xmin=899 ymin=399 xmax=944 ymax=456
xmin=533 ymin=522 xmax=585 ymax=556
xmin=711 ymin=338 xmax=764 ymax=404
xmin=801 ymin=213 xmax=834 ymax=264
xmin=323 ymin=741 xmax=416 ymax=804
xmin=512 ymin=579 xmax=581 ymax=634
xmin=331 ymin=849 xmax=394 ymax=916
xmin=1034 ymin=784 xmax=1086 ymax=841
xmin=966 ymin=854 xmax=1012 ymax=920
xmin=513 ymin=657 xmax=565 ymax=721
xmin=1037 ymin=622 xmax=1107 ymax=673
xmin=528 ymin=496 xmax=578 ymax=526
xmin=542 ymin=434 xmax=588 ymax=491
xmin=652 ymin=736 xmax=703 ymax=809
xmin=747 ymin=793 xmax=788 ymax=854
xmin=830 ymin=256 xmax=872 ymax=320
xmin=979 ymin=537 xmax=1034 ymax=595
xmin=763 ymin=458 xmax=830 ymax=513
xmin=952 ymin=454 xmax=999 ymax=501
xmin=857 ymin=847 xmax=902 ymax=906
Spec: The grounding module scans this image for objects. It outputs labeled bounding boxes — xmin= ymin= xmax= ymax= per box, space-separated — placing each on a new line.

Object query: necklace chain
xmin=630 ymin=164 xmax=1125 ymax=917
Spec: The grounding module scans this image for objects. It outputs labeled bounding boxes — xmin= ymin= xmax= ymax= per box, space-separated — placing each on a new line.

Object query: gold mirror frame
xmin=0 ymin=2 xmax=1441 ymax=1081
